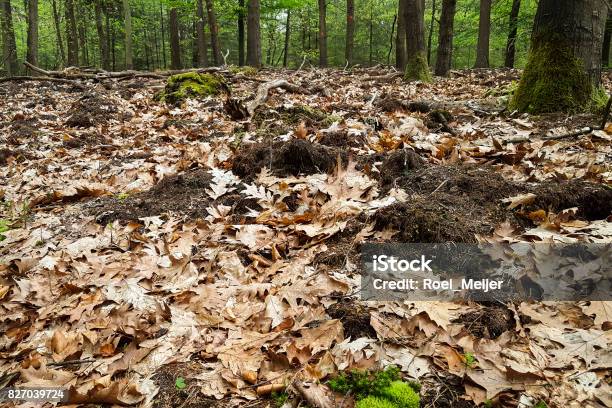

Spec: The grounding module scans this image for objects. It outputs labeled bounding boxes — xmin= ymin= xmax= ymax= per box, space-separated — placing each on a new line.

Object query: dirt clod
xmin=456 ymin=306 xmax=515 ymax=339
xmin=531 ymin=180 xmax=612 ymax=220
xmin=379 ymin=149 xmax=426 ymax=189
xmin=65 ymin=92 xmax=119 ymax=128
xmin=327 ymin=299 xmax=377 ymax=339
xmin=152 ymin=362 xmax=217 ymax=408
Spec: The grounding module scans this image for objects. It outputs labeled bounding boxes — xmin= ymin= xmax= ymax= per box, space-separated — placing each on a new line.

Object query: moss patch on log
xmin=510 ymin=43 xmax=591 ymax=113
xmin=404 ymin=52 xmax=432 ymax=82
xmin=155 ymin=72 xmax=227 ymax=105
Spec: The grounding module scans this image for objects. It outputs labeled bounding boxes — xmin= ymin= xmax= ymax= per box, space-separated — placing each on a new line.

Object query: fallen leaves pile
xmin=1 ymin=67 xmax=611 ymax=407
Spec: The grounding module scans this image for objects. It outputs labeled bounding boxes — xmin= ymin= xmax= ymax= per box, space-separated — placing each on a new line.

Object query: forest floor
xmin=0 ymin=67 xmax=611 ymax=408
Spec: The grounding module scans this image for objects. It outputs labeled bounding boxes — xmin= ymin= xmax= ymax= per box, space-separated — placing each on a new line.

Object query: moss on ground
xmin=404 ymin=52 xmax=432 ymax=82
xmin=155 ymin=72 xmax=227 ymax=105
xmin=229 ymin=66 xmax=258 ymax=76
xmin=510 ymin=42 xmax=591 ymax=113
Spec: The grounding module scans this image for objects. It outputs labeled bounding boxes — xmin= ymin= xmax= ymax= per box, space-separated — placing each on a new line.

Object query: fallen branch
xmin=0 ymin=75 xmax=86 ymax=89
xmin=246 ymin=79 xmax=311 ymax=115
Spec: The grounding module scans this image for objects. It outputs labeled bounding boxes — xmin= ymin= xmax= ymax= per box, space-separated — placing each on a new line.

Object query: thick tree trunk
xmin=435 ymin=0 xmax=456 ymax=76
xmin=404 ymin=0 xmax=431 ymax=81
xmin=283 ymin=9 xmax=290 ymax=67
xmin=169 ymin=7 xmax=181 ymax=69
xmin=26 ymin=0 xmax=38 ymax=71
xmin=603 ymin=11 xmax=611 ymax=67
xmin=95 ymin=0 xmax=110 ymax=70
xmin=196 ymin=0 xmax=208 ymax=67
xmin=123 ymin=0 xmax=133 ymax=69
xmin=345 ymin=0 xmax=355 ymax=66
xmin=474 ymin=0 xmax=491 ymax=68
xmin=65 ymin=0 xmax=79 ymax=66
xmin=396 ymin=0 xmax=407 ymax=69
xmin=0 ymin=0 xmax=18 ymax=76
xmin=246 ymin=0 xmax=261 ymax=67
xmin=238 ymin=0 xmax=245 ymax=66
xmin=504 ymin=0 xmax=521 ymax=68
xmin=427 ymin=0 xmax=436 ymax=63
xmin=205 ymin=0 xmax=221 ymax=65
xmin=511 ymin=0 xmax=608 ymax=113
xmin=51 ymin=0 xmax=66 ymax=66
xmin=318 ymin=0 xmax=327 ymax=67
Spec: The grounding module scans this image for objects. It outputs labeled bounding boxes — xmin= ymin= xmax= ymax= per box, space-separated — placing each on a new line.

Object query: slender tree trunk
xmin=504 ymin=0 xmax=521 ymax=67
xmin=404 ymin=0 xmax=431 ymax=81
xmin=369 ymin=3 xmax=373 ymax=65
xmin=511 ymin=0 xmax=608 ymax=113
xmin=427 ymin=0 xmax=436 ymax=63
xmin=51 ymin=0 xmax=66 ymax=66
xmin=246 ymin=0 xmax=261 ymax=67
xmin=123 ymin=0 xmax=133 ymax=69
xmin=396 ymin=0 xmax=407 ymax=69
xmin=602 ymin=11 xmax=611 ymax=67
xmin=387 ymin=13 xmax=397 ymax=64
xmin=169 ymin=7 xmax=181 ymax=69
xmin=205 ymin=0 xmax=221 ymax=65
xmin=95 ymin=0 xmax=109 ymax=70
xmin=283 ymin=9 xmax=290 ymax=67
xmin=78 ymin=11 xmax=88 ymax=66
xmin=26 ymin=0 xmax=38 ymax=71
xmin=159 ymin=0 xmax=166 ymax=68
xmin=196 ymin=0 xmax=208 ymax=67
xmin=345 ymin=0 xmax=355 ymax=66
xmin=474 ymin=0 xmax=491 ymax=68
xmin=65 ymin=0 xmax=79 ymax=66
xmin=435 ymin=0 xmax=456 ymax=76
xmin=238 ymin=0 xmax=245 ymax=66
xmin=318 ymin=0 xmax=327 ymax=67
xmin=0 ymin=0 xmax=18 ymax=75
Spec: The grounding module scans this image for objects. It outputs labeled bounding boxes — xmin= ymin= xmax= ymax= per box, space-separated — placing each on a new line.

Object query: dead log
xmin=0 ymin=75 xmax=86 ymax=89
xmin=246 ymin=79 xmax=311 ymax=115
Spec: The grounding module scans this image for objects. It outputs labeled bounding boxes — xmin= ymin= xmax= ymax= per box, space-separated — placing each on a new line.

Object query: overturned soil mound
xmin=232 ymin=138 xmax=344 ymax=180
xmin=456 ymin=306 xmax=515 ymax=339
xmin=65 ymin=92 xmax=120 ymax=128
xmin=531 ymin=181 xmax=612 ymax=220
xmin=327 ymin=299 xmax=377 ymax=340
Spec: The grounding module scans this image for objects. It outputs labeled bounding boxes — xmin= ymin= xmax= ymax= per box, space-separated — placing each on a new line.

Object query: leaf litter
xmin=0 ymin=67 xmax=611 ymax=407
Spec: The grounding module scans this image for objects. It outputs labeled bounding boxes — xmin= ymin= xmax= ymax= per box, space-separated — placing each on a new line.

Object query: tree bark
xmin=51 ymin=0 xmax=66 ymax=66
xmin=511 ymin=0 xmax=608 ymax=113
xmin=77 ymin=11 xmax=88 ymax=66
xmin=435 ymin=0 xmax=456 ymax=76
xmin=283 ymin=9 xmax=290 ymax=67
xmin=169 ymin=7 xmax=181 ymax=69
xmin=396 ymin=0 xmax=407 ymax=70
xmin=196 ymin=0 xmax=208 ymax=67
xmin=474 ymin=0 xmax=491 ymax=68
xmin=0 ymin=0 xmax=18 ymax=75
xmin=123 ymin=0 xmax=133 ymax=69
xmin=504 ymin=0 xmax=521 ymax=68
xmin=404 ymin=0 xmax=431 ymax=81
xmin=345 ymin=0 xmax=355 ymax=66
xmin=602 ymin=10 xmax=611 ymax=67
xmin=95 ymin=0 xmax=110 ymax=70
xmin=238 ymin=0 xmax=245 ymax=66
xmin=205 ymin=0 xmax=221 ymax=65
xmin=246 ymin=0 xmax=261 ymax=67
xmin=26 ymin=0 xmax=38 ymax=71
xmin=427 ymin=0 xmax=436 ymax=63
xmin=318 ymin=0 xmax=327 ymax=67
xmin=65 ymin=0 xmax=79 ymax=66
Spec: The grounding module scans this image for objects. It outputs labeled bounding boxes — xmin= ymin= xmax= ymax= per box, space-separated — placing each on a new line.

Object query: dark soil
xmin=530 ymin=181 xmax=612 ymax=220
xmin=379 ymin=149 xmax=427 ymax=190
xmin=327 ymin=299 xmax=377 ymax=339
xmin=63 ymin=132 xmax=109 ymax=148
xmin=0 ymin=148 xmax=32 ymax=166
xmin=420 ymin=374 xmax=477 ymax=408
xmin=318 ymin=130 xmax=366 ymax=148
xmin=232 ymin=139 xmax=343 ymax=180
xmin=90 ymin=168 xmax=261 ymax=224
xmin=65 ymin=92 xmax=120 ymax=128
xmin=152 ymin=362 xmax=218 ymax=408
xmin=456 ymin=306 xmax=515 ymax=339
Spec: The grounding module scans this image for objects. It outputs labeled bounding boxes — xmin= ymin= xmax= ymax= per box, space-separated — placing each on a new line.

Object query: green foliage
xmin=229 ymin=66 xmax=259 ymax=76
xmin=174 ymin=377 xmax=187 ymax=390
xmin=464 ymin=352 xmax=477 ymax=368
xmin=510 ymin=42 xmax=592 ymax=113
xmin=534 ymin=402 xmax=548 ymax=408
xmin=591 ymin=86 xmax=610 ymax=114
xmin=0 ymin=219 xmax=9 ymax=241
xmin=156 ymin=73 xmax=227 ymax=105
xmin=271 ymin=391 xmax=288 ymax=407
xmin=404 ymin=52 xmax=432 ymax=82
xmin=379 ymin=381 xmax=420 ymax=408
xmin=356 ymin=396 xmax=397 ymax=408
xmin=116 ymin=193 xmax=130 ymax=201
xmin=328 ymin=365 xmax=401 ymax=399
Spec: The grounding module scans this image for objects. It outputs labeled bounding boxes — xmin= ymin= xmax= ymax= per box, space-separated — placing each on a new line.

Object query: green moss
xmin=404 ymin=52 xmax=432 ymax=82
xmin=379 ymin=381 xmax=420 ymax=408
xmin=356 ymin=396 xmax=397 ymax=408
xmin=591 ymin=86 xmax=610 ymax=114
xmin=0 ymin=219 xmax=9 ymax=241
xmin=534 ymin=402 xmax=548 ymax=408
xmin=328 ymin=366 xmax=401 ymax=399
xmin=155 ymin=72 xmax=227 ymax=105
xmin=229 ymin=66 xmax=258 ymax=76
xmin=510 ymin=43 xmax=591 ymax=113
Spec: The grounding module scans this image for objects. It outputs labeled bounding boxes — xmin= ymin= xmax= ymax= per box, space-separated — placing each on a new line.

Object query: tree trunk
xmin=51 ymin=0 xmax=66 ymax=66
xmin=474 ymin=0 xmax=491 ymax=68
xmin=602 ymin=11 xmax=611 ymax=67
xmin=95 ymin=0 xmax=110 ymax=70
xmin=78 ymin=11 xmax=88 ymax=66
xmin=26 ymin=0 xmax=38 ymax=71
xmin=169 ymin=7 xmax=181 ymax=69
xmin=159 ymin=0 xmax=166 ymax=68
xmin=404 ymin=0 xmax=431 ymax=81
xmin=65 ymin=0 xmax=79 ymax=66
xmin=434 ymin=0 xmax=456 ymax=76
xmin=427 ymin=0 xmax=436 ymax=63
xmin=396 ymin=0 xmax=407 ymax=70
xmin=205 ymin=0 xmax=221 ymax=65
xmin=196 ymin=0 xmax=208 ymax=67
xmin=504 ymin=0 xmax=521 ymax=68
xmin=283 ymin=9 xmax=290 ymax=67
xmin=345 ymin=0 xmax=355 ymax=66
xmin=0 ymin=0 xmax=18 ymax=75
xmin=511 ymin=0 xmax=608 ymax=113
xmin=246 ymin=0 xmax=261 ymax=67
xmin=238 ymin=0 xmax=245 ymax=66
xmin=318 ymin=0 xmax=327 ymax=67
xmin=123 ymin=0 xmax=133 ymax=69
xmin=369 ymin=3 xmax=373 ymax=65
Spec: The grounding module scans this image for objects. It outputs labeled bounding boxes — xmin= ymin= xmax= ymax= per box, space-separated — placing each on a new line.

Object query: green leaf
xmin=175 ymin=377 xmax=187 ymax=390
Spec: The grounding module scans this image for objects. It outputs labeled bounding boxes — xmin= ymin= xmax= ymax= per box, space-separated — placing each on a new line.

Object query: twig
xmin=49 ymin=358 xmax=96 ymax=367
